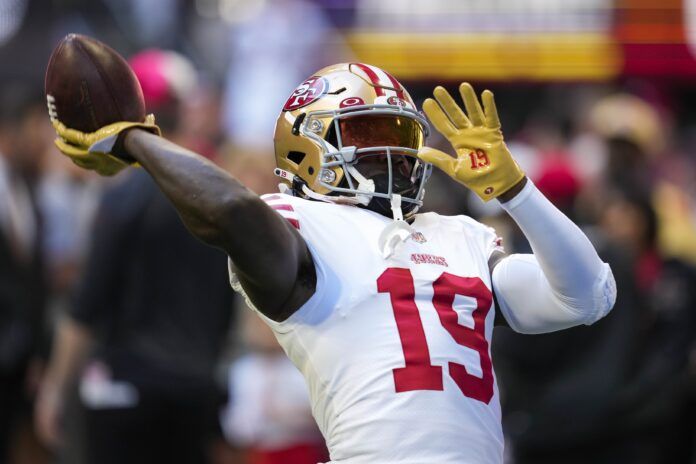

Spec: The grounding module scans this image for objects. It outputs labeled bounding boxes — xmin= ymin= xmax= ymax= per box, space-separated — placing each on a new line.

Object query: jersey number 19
xmin=377 ymin=268 xmax=493 ymax=404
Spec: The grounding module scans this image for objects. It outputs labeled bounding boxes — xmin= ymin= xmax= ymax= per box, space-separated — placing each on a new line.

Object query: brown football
xmin=45 ymin=34 xmax=145 ymax=132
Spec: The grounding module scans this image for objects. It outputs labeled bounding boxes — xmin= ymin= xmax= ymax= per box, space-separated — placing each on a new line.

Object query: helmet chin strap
xmin=345 ymin=165 xmax=375 ymax=206
xmin=377 ymin=193 xmax=414 ymax=258
xmin=345 ymin=163 xmax=415 ymax=258
xmin=300 ymin=184 xmax=362 ymax=205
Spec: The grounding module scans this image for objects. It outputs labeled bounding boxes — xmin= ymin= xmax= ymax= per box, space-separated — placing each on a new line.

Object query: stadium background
xmin=0 ymin=0 xmax=696 ymax=463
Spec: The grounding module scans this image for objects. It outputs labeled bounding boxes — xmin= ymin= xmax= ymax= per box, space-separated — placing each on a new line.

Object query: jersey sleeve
xmin=227 ymin=193 xmax=336 ymax=334
xmin=454 ymin=215 xmax=505 ymax=260
xmin=258 ymin=194 xmax=302 ymax=231
xmin=492 ymin=180 xmax=616 ymax=333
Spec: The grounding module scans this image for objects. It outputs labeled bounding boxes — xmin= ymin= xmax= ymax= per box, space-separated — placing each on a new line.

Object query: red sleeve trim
xmin=267 ymin=203 xmax=300 ymax=229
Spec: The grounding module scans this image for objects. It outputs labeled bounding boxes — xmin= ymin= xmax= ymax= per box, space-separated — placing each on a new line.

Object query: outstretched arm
xmin=122 ymin=130 xmax=315 ymax=321
xmin=420 ymin=83 xmax=616 ymax=333
xmin=52 ymin=123 xmax=314 ymax=322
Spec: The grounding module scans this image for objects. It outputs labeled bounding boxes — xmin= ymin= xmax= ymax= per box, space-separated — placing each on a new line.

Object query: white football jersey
xmin=229 ymin=193 xmax=505 ymax=464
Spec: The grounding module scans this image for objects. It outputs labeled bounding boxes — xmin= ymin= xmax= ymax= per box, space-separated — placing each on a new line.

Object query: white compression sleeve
xmin=492 ymin=180 xmax=616 ymax=334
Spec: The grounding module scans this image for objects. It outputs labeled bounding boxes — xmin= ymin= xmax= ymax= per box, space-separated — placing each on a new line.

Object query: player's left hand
xmin=419 ymin=83 xmax=525 ymax=202
xmin=52 ymin=115 xmax=161 ymax=176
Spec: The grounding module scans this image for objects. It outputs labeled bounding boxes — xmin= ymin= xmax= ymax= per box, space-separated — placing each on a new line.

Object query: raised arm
xmin=52 ymin=124 xmax=315 ymax=322
xmin=420 ymin=83 xmax=616 ymax=333
xmin=492 ymin=178 xmax=616 ymax=333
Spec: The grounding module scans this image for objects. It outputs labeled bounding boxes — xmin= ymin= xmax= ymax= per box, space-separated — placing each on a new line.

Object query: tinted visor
xmin=336 ymin=114 xmax=425 ymax=151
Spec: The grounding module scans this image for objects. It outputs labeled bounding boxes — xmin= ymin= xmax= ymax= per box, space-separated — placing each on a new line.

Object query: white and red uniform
xmin=229 ymin=193 xmax=506 ymax=464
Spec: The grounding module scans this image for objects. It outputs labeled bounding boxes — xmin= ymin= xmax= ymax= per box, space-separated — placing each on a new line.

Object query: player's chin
xmin=363 ymin=173 xmax=419 ymax=218
xmin=364 ymin=197 xmax=419 ymax=219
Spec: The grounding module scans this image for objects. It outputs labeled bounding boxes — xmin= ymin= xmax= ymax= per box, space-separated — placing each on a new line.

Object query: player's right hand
xmin=52 ymin=115 xmax=161 ymax=176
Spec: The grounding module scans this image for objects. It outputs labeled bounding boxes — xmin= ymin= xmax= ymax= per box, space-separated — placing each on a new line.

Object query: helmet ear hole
xmin=308 ymin=166 xmax=315 ymax=175
xmin=291 ymin=113 xmax=306 ymax=135
xmin=287 ymin=151 xmax=306 ymax=165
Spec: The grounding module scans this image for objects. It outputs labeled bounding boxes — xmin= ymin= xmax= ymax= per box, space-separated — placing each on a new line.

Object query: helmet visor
xmin=336 ymin=114 xmax=425 ymax=152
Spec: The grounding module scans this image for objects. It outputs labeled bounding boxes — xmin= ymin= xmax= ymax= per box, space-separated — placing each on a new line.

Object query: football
xmin=45 ymin=34 xmax=146 ymax=132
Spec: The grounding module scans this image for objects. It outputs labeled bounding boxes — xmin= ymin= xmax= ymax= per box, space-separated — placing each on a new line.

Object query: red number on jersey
xmin=377 ymin=268 xmax=494 ymax=404
xmin=432 ymin=273 xmax=493 ymax=403
xmin=377 ymin=268 xmax=443 ymax=392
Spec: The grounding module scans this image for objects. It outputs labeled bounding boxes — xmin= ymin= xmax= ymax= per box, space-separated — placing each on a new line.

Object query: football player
xmin=51 ymin=63 xmax=616 ymax=464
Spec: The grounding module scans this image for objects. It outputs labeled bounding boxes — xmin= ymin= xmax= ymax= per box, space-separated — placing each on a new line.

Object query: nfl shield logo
xmin=410 ymin=232 xmax=427 ymax=244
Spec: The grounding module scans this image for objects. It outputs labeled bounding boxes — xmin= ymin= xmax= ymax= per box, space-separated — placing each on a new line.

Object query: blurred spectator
xmin=0 ymin=84 xmax=51 ymax=463
xmin=35 ymin=50 xmax=236 ymax=464
xmin=652 ymin=178 xmax=696 ymax=265
xmin=36 ymin=169 xmax=235 ymax=464
xmin=37 ymin=160 xmax=101 ymax=298
xmin=494 ymin=183 xmax=696 ymax=464
xmin=221 ymin=311 xmax=327 ymax=464
xmin=577 ymin=92 xmax=696 ymax=264
xmin=588 ymin=93 xmax=664 ymax=191
xmin=131 ymin=48 xmax=226 ymax=159
xmin=34 ymin=129 xmax=104 ymax=464
xmin=492 ymin=211 xmax=633 ymax=462
xmin=534 ymin=157 xmax=580 ymax=215
xmin=130 ymin=49 xmax=198 ymax=135
xmin=598 ymin=189 xmax=696 ymax=462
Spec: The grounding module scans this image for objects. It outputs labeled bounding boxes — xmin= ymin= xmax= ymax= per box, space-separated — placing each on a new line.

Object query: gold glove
xmin=52 ymin=115 xmax=161 ymax=176
xmin=419 ymin=83 xmax=525 ymax=202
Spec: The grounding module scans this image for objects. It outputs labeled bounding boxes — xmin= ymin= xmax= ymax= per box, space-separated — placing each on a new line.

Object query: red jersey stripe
xmin=286 ymin=218 xmax=300 ymax=229
xmin=271 ymin=204 xmax=294 ymax=212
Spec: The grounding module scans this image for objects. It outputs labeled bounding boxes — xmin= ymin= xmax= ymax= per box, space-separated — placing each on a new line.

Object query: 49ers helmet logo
xmin=283 ymin=76 xmax=328 ymax=111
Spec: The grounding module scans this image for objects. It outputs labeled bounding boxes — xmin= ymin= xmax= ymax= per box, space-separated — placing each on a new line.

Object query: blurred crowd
xmin=0 ymin=0 xmax=695 ymax=463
